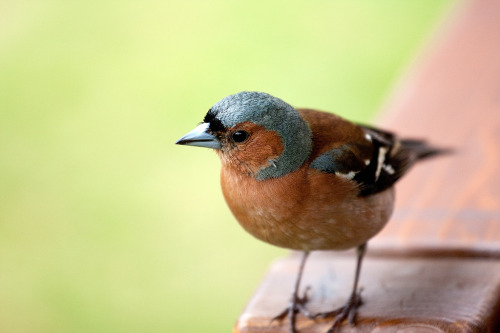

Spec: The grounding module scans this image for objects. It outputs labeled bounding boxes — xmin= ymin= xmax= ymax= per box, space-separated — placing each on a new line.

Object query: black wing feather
xmin=310 ymin=124 xmax=448 ymax=197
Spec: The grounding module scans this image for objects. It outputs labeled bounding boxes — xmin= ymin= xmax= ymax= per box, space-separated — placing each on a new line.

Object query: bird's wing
xmin=310 ymin=125 xmax=441 ymax=197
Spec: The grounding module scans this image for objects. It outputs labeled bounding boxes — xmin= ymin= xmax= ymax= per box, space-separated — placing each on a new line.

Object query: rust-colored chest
xmin=220 ymin=165 xmax=394 ymax=251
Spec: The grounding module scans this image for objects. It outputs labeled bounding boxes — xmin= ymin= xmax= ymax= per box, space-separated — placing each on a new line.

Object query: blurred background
xmin=0 ymin=1 xmax=452 ymax=332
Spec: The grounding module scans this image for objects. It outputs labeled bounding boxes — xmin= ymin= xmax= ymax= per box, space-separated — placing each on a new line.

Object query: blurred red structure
xmin=235 ymin=0 xmax=500 ymax=331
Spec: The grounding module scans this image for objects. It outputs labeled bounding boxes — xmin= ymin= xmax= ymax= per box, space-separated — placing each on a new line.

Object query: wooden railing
xmin=235 ymin=0 xmax=500 ymax=331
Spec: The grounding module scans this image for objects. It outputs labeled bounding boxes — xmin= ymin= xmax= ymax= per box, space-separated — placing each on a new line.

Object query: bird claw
xmin=270 ymin=286 xmax=313 ymax=332
xmin=312 ymin=288 xmax=363 ymax=333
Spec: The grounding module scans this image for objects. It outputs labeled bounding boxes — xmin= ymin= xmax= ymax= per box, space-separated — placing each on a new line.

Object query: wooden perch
xmin=235 ymin=0 xmax=500 ymax=331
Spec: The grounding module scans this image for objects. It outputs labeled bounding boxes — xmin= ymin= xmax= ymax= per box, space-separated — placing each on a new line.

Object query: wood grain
xmin=235 ymin=252 xmax=500 ymax=333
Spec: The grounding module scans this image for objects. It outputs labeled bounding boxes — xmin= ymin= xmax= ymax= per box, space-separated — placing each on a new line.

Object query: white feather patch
xmin=375 ymin=147 xmax=387 ymax=181
xmin=336 ymin=170 xmax=357 ymax=180
xmin=383 ymin=163 xmax=395 ymax=175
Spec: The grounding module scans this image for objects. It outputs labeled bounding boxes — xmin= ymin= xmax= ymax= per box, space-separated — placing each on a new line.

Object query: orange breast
xmin=220 ymin=165 xmax=394 ymax=251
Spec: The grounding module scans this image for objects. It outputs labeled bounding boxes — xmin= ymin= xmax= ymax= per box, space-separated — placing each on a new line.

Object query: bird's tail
xmin=360 ymin=124 xmax=452 ymax=161
xmin=400 ymin=139 xmax=452 ymax=161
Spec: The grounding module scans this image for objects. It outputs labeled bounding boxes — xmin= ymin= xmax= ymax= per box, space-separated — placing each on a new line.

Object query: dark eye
xmin=232 ymin=130 xmax=249 ymax=143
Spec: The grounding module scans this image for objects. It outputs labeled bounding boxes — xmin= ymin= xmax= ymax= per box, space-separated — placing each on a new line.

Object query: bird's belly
xmin=221 ymin=168 xmax=395 ymax=251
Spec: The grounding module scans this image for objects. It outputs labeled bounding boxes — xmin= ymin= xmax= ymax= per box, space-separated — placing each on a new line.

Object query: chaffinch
xmin=176 ymin=91 xmax=445 ymax=333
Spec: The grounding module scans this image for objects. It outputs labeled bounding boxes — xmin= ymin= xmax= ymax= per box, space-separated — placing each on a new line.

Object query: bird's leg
xmin=271 ymin=251 xmax=311 ymax=333
xmin=312 ymin=243 xmax=367 ymax=333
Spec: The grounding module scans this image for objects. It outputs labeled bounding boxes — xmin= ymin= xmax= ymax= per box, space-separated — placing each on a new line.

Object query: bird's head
xmin=176 ymin=91 xmax=313 ymax=180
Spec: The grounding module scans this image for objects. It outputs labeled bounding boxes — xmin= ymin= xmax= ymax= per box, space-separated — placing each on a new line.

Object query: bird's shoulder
xmin=297 ymin=108 xmax=416 ymax=196
xmin=297 ymin=108 xmax=371 ymax=166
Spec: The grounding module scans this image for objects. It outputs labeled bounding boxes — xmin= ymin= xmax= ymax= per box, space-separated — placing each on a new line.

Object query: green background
xmin=0 ymin=1 xmax=451 ymax=332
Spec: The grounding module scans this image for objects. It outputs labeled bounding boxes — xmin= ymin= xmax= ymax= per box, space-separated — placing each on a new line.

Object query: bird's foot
xmin=271 ymin=286 xmax=313 ymax=333
xmin=312 ymin=288 xmax=363 ymax=333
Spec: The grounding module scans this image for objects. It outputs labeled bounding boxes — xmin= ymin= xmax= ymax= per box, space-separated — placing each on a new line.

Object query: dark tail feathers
xmin=400 ymin=139 xmax=452 ymax=161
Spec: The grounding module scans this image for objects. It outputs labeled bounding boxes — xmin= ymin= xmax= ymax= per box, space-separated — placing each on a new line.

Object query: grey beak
xmin=175 ymin=122 xmax=222 ymax=149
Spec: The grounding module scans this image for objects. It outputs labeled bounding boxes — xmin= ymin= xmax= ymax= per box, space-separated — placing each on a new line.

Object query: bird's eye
xmin=232 ymin=130 xmax=249 ymax=143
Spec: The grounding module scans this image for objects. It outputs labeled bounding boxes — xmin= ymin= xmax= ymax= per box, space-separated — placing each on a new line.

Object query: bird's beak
xmin=175 ymin=122 xmax=221 ymax=149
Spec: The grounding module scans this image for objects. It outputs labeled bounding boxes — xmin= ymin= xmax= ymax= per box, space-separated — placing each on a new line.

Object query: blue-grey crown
xmin=209 ymin=91 xmax=313 ymax=180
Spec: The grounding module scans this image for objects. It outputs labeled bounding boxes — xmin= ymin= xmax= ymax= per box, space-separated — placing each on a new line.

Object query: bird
xmin=175 ymin=91 xmax=447 ymax=333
